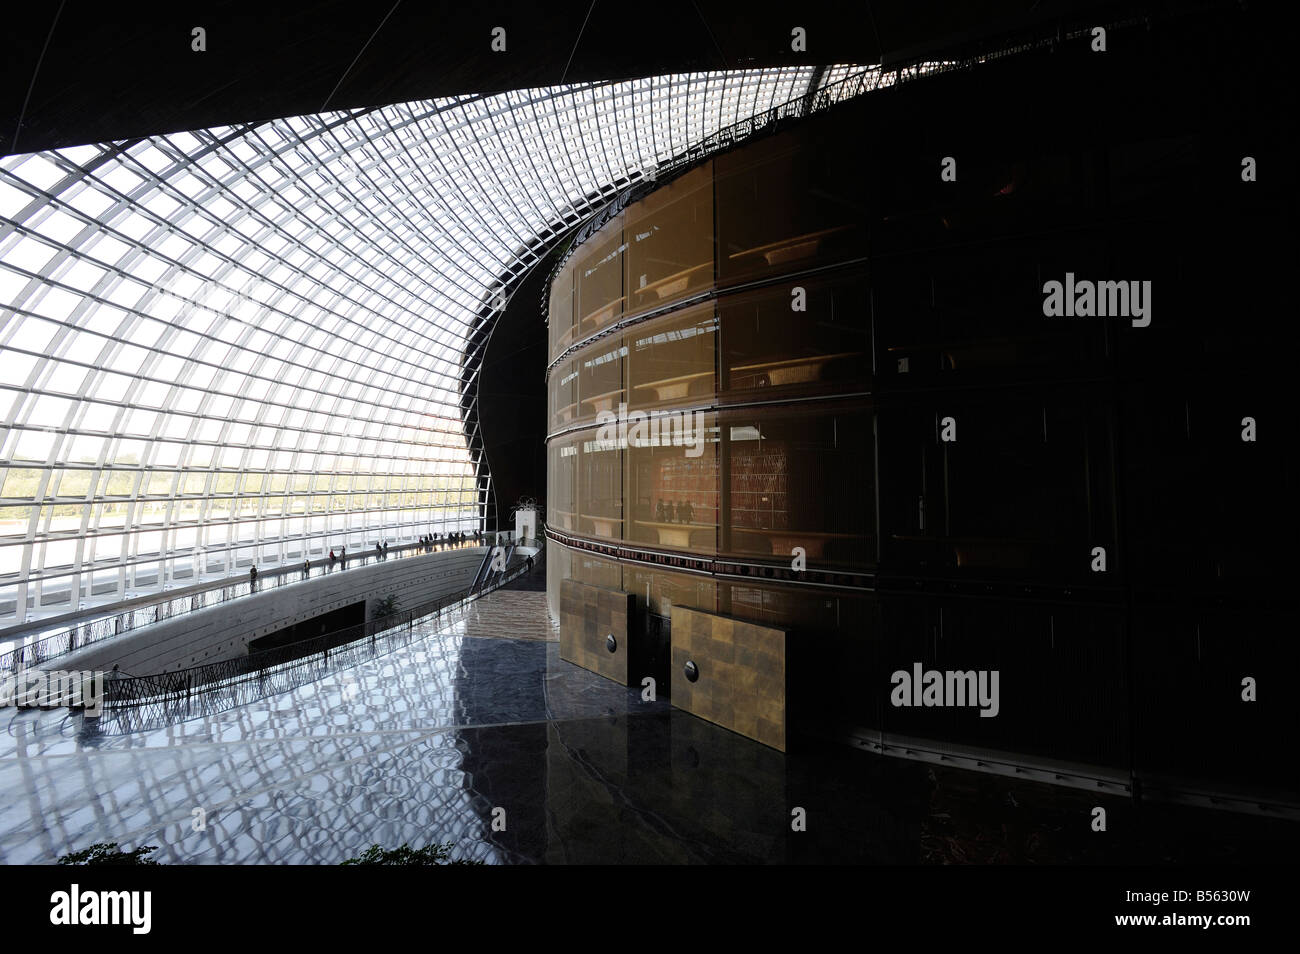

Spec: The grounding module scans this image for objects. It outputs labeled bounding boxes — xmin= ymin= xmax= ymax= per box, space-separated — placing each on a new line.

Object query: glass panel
xmin=720 ymin=579 xmax=844 ymax=631
xmin=546 ymin=542 xmax=572 ymax=615
xmin=576 ymin=337 xmax=625 ymax=425
xmin=722 ymin=408 xmax=874 ymax=570
xmin=622 ymin=563 xmax=716 ymax=617
xmin=577 ymin=427 xmax=623 ymax=542
xmin=547 ymin=437 xmax=578 ymax=533
xmin=624 ymin=411 xmax=718 ymax=554
xmin=624 ymin=162 xmax=714 ymax=316
xmin=574 ymin=214 xmax=625 ymax=338
xmin=549 ymin=358 xmax=579 ymax=433
xmin=625 ymin=302 xmax=717 ymax=414
xmin=574 ymin=550 xmax=621 ymax=590
xmin=548 ymin=259 xmax=575 ymax=362
xmin=715 ymin=128 xmax=867 ymax=285
xmin=719 ymin=272 xmax=871 ymax=397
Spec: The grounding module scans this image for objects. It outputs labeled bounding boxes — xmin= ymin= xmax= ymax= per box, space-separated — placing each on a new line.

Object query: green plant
xmin=57 ymin=842 xmax=160 ymax=866
xmin=340 ymin=842 xmax=484 ymax=865
xmin=371 ymin=594 xmax=401 ymax=620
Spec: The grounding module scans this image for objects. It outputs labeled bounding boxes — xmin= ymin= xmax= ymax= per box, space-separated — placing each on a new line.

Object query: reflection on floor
xmin=458 ymin=590 xmax=558 ymax=642
xmin=0 ymin=593 xmax=1294 ymax=864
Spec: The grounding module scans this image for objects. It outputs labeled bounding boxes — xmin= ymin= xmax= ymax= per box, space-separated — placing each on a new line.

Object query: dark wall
xmin=2 ymin=0 xmax=1147 ymax=156
xmin=477 ymin=246 xmax=557 ymax=526
xmin=548 ymin=5 xmax=1297 ymax=793
xmin=247 ymin=600 xmax=366 ymax=654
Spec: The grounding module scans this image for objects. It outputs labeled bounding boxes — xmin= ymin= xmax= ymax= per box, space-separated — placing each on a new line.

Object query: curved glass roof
xmin=0 ymin=66 xmax=872 ymax=627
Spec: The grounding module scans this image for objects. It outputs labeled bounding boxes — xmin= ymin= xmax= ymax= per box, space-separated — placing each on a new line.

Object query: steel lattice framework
xmin=0 ymin=66 xmax=869 ymax=627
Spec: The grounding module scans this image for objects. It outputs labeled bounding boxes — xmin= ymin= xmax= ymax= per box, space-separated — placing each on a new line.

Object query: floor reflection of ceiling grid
xmin=0 ymin=596 xmax=650 ymax=863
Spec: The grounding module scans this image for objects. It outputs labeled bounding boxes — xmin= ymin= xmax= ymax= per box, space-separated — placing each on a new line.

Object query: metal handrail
xmin=89 ymin=551 xmax=536 ymax=736
xmin=468 ymin=546 xmax=495 ymax=596
xmin=0 ymin=533 xmax=489 ymax=675
xmin=539 ymin=65 xmax=899 ymax=360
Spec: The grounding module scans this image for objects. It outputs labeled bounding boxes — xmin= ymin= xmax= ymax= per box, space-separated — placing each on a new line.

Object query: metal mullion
xmin=176 ymin=140 xmax=478 ymax=354
xmin=268 ymin=120 xmax=484 ymax=336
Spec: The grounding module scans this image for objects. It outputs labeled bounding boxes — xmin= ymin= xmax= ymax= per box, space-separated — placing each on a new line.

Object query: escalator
xmin=468 ymin=547 xmax=495 ymax=595
xmin=474 ymin=543 xmax=516 ymax=594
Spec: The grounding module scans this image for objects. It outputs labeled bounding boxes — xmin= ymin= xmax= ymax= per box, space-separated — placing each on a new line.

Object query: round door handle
xmin=684 ymin=660 xmax=699 ymax=682
xmin=606 ymin=633 xmax=617 ymax=653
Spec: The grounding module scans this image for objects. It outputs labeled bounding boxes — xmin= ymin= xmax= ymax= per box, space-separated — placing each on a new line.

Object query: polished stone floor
xmin=457 ymin=590 xmax=558 ymax=642
xmin=1 ymin=586 xmax=1295 ymax=864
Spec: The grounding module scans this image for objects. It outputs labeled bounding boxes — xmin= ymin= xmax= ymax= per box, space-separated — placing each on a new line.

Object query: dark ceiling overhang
xmin=3 ymin=0 xmax=1186 ymax=157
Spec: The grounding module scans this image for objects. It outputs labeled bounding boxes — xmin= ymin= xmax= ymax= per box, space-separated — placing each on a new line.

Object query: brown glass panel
xmin=548 ymin=259 xmax=575 ymax=362
xmin=874 ymin=242 xmax=1109 ymax=389
xmin=719 ymin=272 xmax=871 ymax=399
xmin=577 ymin=427 xmax=623 ymax=542
xmin=624 ymin=162 xmax=714 ymax=316
xmin=721 ymin=408 xmax=874 ymax=570
xmin=624 ymin=411 xmax=718 ymax=555
xmin=574 ymin=214 xmax=625 ymax=338
xmin=719 ymin=580 xmax=844 ymax=632
xmin=546 ymin=543 xmax=572 ymax=618
xmin=621 ymin=563 xmax=717 ymax=618
xmin=547 ymin=437 xmax=578 ymax=533
xmin=625 ymin=302 xmax=717 ymax=415
xmin=549 ymin=358 xmax=579 ymax=433
xmin=716 ymin=129 xmax=867 ymax=285
xmin=576 ymin=337 xmax=625 ymax=424
xmin=573 ymin=550 xmax=622 ymax=590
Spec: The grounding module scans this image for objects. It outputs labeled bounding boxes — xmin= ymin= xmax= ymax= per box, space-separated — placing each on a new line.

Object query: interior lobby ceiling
xmin=0 ymin=0 xmax=1129 ymax=157
xmin=0 ymin=66 xmax=873 ymax=625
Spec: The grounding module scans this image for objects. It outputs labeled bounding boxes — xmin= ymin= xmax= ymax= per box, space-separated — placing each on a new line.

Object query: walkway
xmin=0 ymin=579 xmax=1293 ymax=864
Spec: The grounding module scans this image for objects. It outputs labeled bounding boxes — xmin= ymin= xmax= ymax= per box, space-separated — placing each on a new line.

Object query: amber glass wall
xmin=718 ymin=276 xmax=871 ymax=399
xmin=715 ymin=127 xmax=868 ymax=286
xmin=537 ymin=33 xmax=1295 ymax=795
xmin=546 ymin=138 xmax=875 ymax=580
xmin=721 ymin=408 xmax=873 ymax=568
xmin=625 ymin=303 xmax=717 ymax=414
xmin=624 ymin=412 xmax=719 ymax=555
xmin=544 ymin=121 xmax=878 ymax=738
xmin=625 ymin=164 xmax=715 ymax=314
xmin=575 ymin=214 xmax=625 ymax=341
xmin=577 ymin=427 xmax=622 ymax=543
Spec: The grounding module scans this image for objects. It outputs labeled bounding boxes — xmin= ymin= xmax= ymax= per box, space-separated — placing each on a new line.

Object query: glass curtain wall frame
xmin=0 ymin=67 xmax=844 ymax=626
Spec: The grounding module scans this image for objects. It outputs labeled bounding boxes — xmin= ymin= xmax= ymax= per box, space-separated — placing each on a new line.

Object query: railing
xmin=0 ymin=533 xmax=489 ymax=675
xmin=542 ymin=43 xmax=1114 ymax=373
xmin=540 ymin=65 xmax=912 ymax=349
xmin=89 ymin=548 xmax=537 ymax=736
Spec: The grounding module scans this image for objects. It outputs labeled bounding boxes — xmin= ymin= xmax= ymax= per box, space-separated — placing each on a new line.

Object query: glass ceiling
xmin=0 ymin=66 xmax=871 ymax=627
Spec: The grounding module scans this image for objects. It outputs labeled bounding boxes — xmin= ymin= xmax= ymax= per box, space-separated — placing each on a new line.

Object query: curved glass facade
xmin=0 ymin=67 xmax=863 ymax=626
xmin=546 ymin=121 xmax=874 ymax=585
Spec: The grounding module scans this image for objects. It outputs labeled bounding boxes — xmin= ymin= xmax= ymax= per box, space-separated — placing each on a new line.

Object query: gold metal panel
xmin=560 ymin=578 xmax=634 ymax=685
xmin=670 ymin=605 xmax=786 ymax=751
